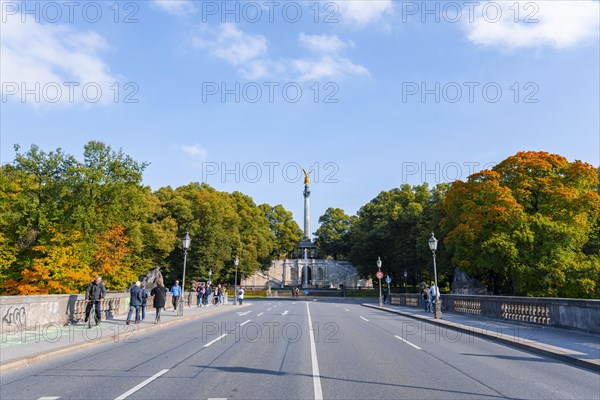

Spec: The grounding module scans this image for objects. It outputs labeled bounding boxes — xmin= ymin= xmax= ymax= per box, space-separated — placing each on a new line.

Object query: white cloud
xmin=292 ymin=56 xmax=370 ymax=81
xmin=193 ymin=25 xmax=369 ymax=81
xmin=464 ymin=1 xmax=599 ymax=49
xmin=337 ymin=0 xmax=393 ymax=26
xmin=1 ymin=5 xmax=118 ymax=107
xmin=152 ymin=0 xmax=195 ymax=15
xmin=181 ymin=144 xmax=208 ymax=160
xmin=193 ymin=23 xmax=270 ymax=79
xmin=299 ymin=33 xmax=351 ymax=53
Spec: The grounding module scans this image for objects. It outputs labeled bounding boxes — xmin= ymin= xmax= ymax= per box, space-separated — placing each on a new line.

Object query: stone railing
xmin=388 ymin=293 xmax=600 ymax=334
xmin=0 ymin=292 xmax=175 ymax=333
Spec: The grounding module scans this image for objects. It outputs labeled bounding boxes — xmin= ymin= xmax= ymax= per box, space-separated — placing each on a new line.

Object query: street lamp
xmin=233 ymin=256 xmax=239 ymax=306
xmin=377 ymin=257 xmax=383 ymax=307
xmin=428 ymin=232 xmax=442 ymax=319
xmin=404 ymin=270 xmax=408 ymax=294
xmin=180 ymin=231 xmax=191 ymax=316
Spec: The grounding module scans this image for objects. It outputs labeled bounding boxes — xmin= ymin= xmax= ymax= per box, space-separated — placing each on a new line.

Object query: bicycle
xmin=86 ymin=300 xmax=100 ymax=329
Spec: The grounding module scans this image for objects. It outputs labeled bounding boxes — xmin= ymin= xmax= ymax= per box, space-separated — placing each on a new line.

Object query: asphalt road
xmin=1 ymin=299 xmax=599 ymax=400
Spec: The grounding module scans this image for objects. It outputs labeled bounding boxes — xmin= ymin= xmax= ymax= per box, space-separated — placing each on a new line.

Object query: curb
xmin=0 ymin=304 xmax=249 ymax=374
xmin=362 ymin=303 xmax=600 ymax=373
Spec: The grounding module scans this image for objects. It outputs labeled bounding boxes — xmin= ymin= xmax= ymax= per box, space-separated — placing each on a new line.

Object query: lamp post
xmin=428 ymin=232 xmax=442 ymax=319
xmin=377 ymin=257 xmax=383 ymax=307
xmin=180 ymin=231 xmax=191 ymax=316
xmin=233 ymin=256 xmax=239 ymax=305
xmin=404 ymin=270 xmax=408 ymax=294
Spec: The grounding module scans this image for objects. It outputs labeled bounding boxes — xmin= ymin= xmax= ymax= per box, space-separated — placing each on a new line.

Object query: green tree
xmin=314 ymin=207 xmax=354 ymax=260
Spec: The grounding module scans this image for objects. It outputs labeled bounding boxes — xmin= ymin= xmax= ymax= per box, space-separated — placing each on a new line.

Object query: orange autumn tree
xmin=443 ymin=151 xmax=600 ymax=297
xmin=92 ymin=224 xmax=138 ymax=291
xmin=1 ymin=229 xmax=92 ymax=295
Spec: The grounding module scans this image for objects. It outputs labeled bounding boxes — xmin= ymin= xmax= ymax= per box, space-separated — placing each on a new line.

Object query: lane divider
xmin=394 ymin=335 xmax=422 ymax=350
xmin=203 ymin=334 xmax=228 ymax=348
xmin=306 ymin=303 xmax=323 ymax=400
xmin=359 ymin=316 xmax=369 ymax=322
xmin=240 ymin=320 xmax=251 ymax=326
xmin=114 ymin=369 xmax=169 ymax=400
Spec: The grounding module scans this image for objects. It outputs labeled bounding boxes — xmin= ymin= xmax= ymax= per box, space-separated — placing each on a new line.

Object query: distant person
xmin=383 ymin=288 xmax=389 ymax=304
xmin=205 ymin=284 xmax=212 ymax=306
xmin=238 ymin=287 xmax=245 ymax=305
xmin=151 ymin=279 xmax=167 ymax=323
xmin=294 ymin=286 xmax=300 ymax=298
xmin=126 ymin=281 xmax=143 ymax=325
xmin=197 ymin=285 xmax=205 ymax=307
xmin=430 ymin=284 xmax=439 ymax=313
xmin=217 ymin=285 xmax=224 ymax=306
xmin=421 ymin=285 xmax=429 ymax=312
xmin=85 ymin=276 xmax=106 ymax=325
xmin=188 ymin=282 xmax=196 ymax=307
xmin=140 ymin=282 xmax=149 ymax=321
xmin=171 ymin=280 xmax=181 ymax=311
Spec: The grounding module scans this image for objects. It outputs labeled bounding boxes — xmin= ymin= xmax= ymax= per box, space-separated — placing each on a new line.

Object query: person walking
xmin=187 ymin=282 xmax=196 ymax=307
xmin=85 ymin=276 xmax=106 ymax=325
xmin=217 ymin=285 xmax=224 ymax=306
xmin=140 ymin=283 xmax=149 ymax=321
xmin=421 ymin=284 xmax=429 ymax=312
xmin=150 ymin=279 xmax=167 ymax=323
xmin=237 ymin=287 xmax=244 ymax=305
xmin=171 ymin=280 xmax=181 ymax=311
xmin=197 ymin=285 xmax=205 ymax=307
xmin=126 ymin=281 xmax=143 ymax=325
xmin=430 ymin=284 xmax=439 ymax=313
xmin=205 ymin=284 xmax=212 ymax=307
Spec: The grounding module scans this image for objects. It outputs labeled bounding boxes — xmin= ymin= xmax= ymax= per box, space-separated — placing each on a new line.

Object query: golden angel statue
xmin=302 ymin=169 xmax=311 ymax=185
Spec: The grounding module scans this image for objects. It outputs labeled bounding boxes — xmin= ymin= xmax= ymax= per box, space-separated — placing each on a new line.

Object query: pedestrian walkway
xmin=0 ymin=302 xmax=247 ymax=373
xmin=362 ymin=302 xmax=600 ymax=372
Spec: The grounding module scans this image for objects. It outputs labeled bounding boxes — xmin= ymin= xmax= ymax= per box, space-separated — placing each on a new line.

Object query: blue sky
xmin=1 ymin=0 xmax=599 ymax=230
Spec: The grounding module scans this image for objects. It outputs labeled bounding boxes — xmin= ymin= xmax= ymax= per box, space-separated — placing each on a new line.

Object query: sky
xmin=1 ymin=0 xmax=599 ymax=231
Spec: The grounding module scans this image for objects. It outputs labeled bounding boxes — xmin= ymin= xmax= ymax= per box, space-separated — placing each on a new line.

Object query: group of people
xmin=291 ymin=285 xmax=301 ymax=298
xmin=420 ymin=282 xmax=440 ymax=313
xmin=186 ymin=282 xmax=226 ymax=307
xmin=84 ymin=276 xmax=248 ymax=327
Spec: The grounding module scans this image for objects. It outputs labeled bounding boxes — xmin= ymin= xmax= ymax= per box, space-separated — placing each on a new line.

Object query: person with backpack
xmin=85 ymin=276 xmax=106 ymax=325
xmin=150 ymin=279 xmax=167 ymax=323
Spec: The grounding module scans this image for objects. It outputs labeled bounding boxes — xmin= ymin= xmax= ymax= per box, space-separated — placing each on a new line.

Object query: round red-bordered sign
xmin=376 ymin=271 xmax=384 ymax=279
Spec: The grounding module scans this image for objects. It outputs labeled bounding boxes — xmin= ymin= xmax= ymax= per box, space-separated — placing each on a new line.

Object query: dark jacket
xmin=141 ymin=287 xmax=149 ymax=306
xmin=130 ymin=286 xmax=143 ymax=307
xmin=86 ymin=281 xmax=106 ymax=301
xmin=151 ymin=286 xmax=167 ymax=308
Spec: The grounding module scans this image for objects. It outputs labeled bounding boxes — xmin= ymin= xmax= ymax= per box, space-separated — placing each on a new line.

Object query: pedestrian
xmin=171 ymin=280 xmax=181 ymax=311
xmin=151 ymin=279 xmax=167 ymax=323
xmin=430 ymin=284 xmax=439 ymax=313
xmin=237 ymin=287 xmax=244 ymax=305
xmin=217 ymin=285 xmax=224 ymax=305
xmin=126 ymin=281 xmax=143 ymax=325
xmin=383 ymin=288 xmax=389 ymax=304
xmin=140 ymin=282 xmax=149 ymax=321
xmin=85 ymin=276 xmax=106 ymax=325
xmin=205 ymin=284 xmax=212 ymax=307
xmin=197 ymin=285 xmax=205 ymax=307
xmin=421 ymin=285 xmax=429 ymax=312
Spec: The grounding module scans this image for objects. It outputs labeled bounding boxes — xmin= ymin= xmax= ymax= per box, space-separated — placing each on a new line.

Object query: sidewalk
xmin=0 ymin=302 xmax=247 ymax=373
xmin=362 ymin=302 xmax=600 ymax=372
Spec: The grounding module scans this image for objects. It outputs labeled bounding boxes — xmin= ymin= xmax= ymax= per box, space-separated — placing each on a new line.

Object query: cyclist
xmin=85 ymin=276 xmax=106 ymax=325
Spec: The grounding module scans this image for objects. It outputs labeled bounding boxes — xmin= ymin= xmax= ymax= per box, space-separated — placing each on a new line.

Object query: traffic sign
xmin=304 ymin=290 xmax=309 ymax=296
xmin=385 ymin=276 xmax=392 ymax=284
xmin=376 ymin=271 xmax=384 ymax=279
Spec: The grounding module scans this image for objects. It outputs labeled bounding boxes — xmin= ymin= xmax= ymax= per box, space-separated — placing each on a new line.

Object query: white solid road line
xmin=394 ymin=335 xmax=422 ymax=350
xmin=114 ymin=369 xmax=169 ymax=400
xmin=257 ymin=312 xmax=264 ymax=316
xmin=306 ymin=303 xmax=323 ymax=400
xmin=240 ymin=319 xmax=251 ymax=326
xmin=359 ymin=316 xmax=369 ymax=322
xmin=204 ymin=334 xmax=228 ymax=348
xmin=37 ymin=397 xmax=60 ymax=400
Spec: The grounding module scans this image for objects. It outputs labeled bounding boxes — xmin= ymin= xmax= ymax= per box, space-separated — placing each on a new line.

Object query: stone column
xmin=303 ymin=184 xmax=310 ymax=240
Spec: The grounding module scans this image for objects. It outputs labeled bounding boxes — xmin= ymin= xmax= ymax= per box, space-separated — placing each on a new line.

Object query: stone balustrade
xmin=388 ymin=293 xmax=600 ymax=334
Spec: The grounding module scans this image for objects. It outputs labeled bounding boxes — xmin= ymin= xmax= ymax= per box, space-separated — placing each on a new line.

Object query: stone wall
xmin=0 ymin=292 xmax=175 ymax=334
xmin=389 ymin=293 xmax=600 ymax=334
